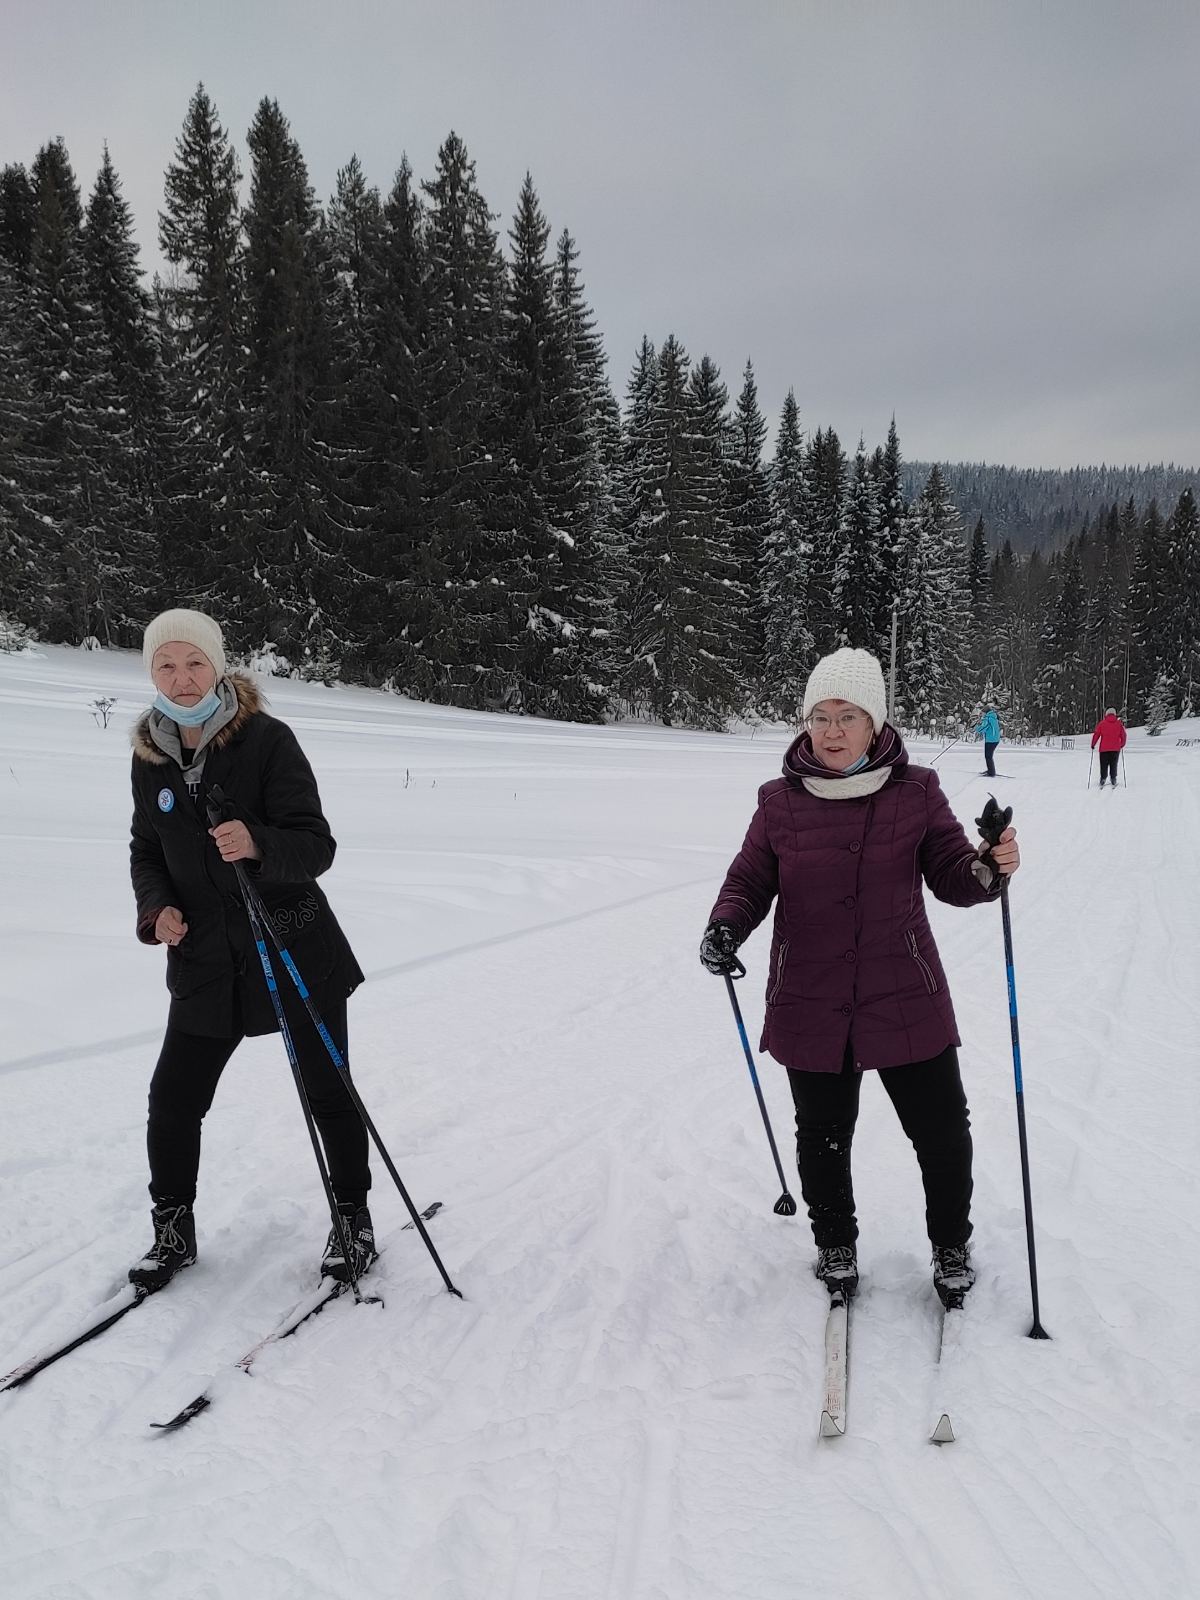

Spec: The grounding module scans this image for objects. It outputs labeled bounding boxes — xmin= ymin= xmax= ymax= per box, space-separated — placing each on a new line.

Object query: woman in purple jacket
xmin=700 ymin=648 xmax=1020 ymax=1305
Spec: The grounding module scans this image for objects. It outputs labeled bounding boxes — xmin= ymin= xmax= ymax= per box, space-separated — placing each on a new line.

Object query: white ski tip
xmin=819 ymin=1410 xmax=845 ymax=1439
xmin=930 ymin=1413 xmax=955 ymax=1444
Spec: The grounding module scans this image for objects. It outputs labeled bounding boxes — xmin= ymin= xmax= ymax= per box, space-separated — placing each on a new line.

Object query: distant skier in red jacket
xmin=1091 ymin=709 xmax=1127 ymax=787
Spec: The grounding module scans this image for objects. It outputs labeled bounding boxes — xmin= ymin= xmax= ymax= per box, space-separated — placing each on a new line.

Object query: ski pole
xmin=723 ymin=961 xmax=797 ymax=1216
xmin=1121 ymin=749 xmax=1128 ymax=788
xmin=1087 ymin=746 xmax=1094 ymax=789
xmin=930 ymin=733 xmax=962 ymax=764
xmin=208 ymin=786 xmax=461 ymax=1298
xmin=976 ymin=796 xmax=1050 ymax=1340
xmin=205 ymin=794 xmax=374 ymax=1306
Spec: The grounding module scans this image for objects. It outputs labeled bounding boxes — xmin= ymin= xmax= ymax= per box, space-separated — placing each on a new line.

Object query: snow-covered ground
xmin=1 ymin=646 xmax=1197 ymax=1600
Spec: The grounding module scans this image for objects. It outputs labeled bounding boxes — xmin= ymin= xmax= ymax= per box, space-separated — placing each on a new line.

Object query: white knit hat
xmin=802 ymin=647 xmax=888 ymax=734
xmin=143 ymin=609 xmax=226 ymax=679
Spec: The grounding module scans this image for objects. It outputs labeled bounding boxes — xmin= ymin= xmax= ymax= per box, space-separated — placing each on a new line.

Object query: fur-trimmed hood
xmin=131 ymin=672 xmax=266 ymax=765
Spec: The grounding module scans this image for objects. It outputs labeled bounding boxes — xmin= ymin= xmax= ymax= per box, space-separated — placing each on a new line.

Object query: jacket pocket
xmin=768 ymin=938 xmax=790 ymax=1005
xmin=907 ymin=929 xmax=938 ymax=995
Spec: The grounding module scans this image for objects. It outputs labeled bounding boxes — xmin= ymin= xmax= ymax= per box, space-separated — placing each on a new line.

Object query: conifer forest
xmin=1 ymin=88 xmax=1197 ymax=735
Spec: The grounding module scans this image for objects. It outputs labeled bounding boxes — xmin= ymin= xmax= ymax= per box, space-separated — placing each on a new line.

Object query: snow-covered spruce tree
xmin=1145 ymin=669 xmax=1173 ymax=734
xmin=830 ymin=437 xmax=883 ymax=650
xmin=323 ymin=154 xmax=390 ymax=680
xmin=357 ymin=157 xmax=432 ymax=689
xmin=623 ymin=335 xmax=743 ymax=728
xmin=870 ymin=416 xmax=906 ymax=654
xmin=498 ymin=174 xmax=611 ymax=720
xmin=986 ymin=538 xmax=1023 ymax=710
xmin=326 ymin=155 xmax=383 ymax=344
xmin=552 ymin=226 xmax=623 ymax=691
xmin=725 ymin=360 xmax=771 ymax=682
xmin=158 ymin=84 xmax=251 ymax=624
xmin=963 ymin=515 xmax=992 ymax=690
xmin=414 ymin=132 xmax=512 ymax=708
xmin=84 ymin=151 xmax=161 ymax=478
xmin=1126 ymin=498 xmax=1165 ymax=714
xmin=0 ymin=258 xmax=43 ymax=632
xmin=554 ymin=229 xmax=622 ymax=486
xmin=1084 ymin=529 xmax=1125 ymax=720
xmin=1161 ymin=487 xmax=1200 ymax=716
xmin=0 ymin=164 xmax=36 ymax=279
xmin=805 ymin=426 xmax=846 ymax=655
xmin=615 ymin=336 xmax=659 ymax=691
xmin=1032 ymin=538 xmax=1087 ymax=731
xmin=758 ymin=388 xmax=814 ymax=722
xmin=241 ymin=97 xmax=366 ymax=677
xmin=0 ymin=609 xmax=38 ymax=651
xmin=688 ymin=353 xmax=751 ymax=690
xmin=896 ymin=465 xmax=969 ymax=730
xmin=82 ymin=148 xmax=161 ymax=619
xmin=966 ymin=517 xmax=990 ymax=620
xmin=21 ymin=140 xmax=146 ymax=646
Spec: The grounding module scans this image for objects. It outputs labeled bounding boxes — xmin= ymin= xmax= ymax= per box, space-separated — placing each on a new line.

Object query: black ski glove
xmin=700 ymin=920 xmax=743 ymax=976
xmin=974 ymin=795 xmax=1013 ymax=880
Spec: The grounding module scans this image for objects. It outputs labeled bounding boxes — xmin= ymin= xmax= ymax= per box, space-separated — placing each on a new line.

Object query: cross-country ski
xmin=151 ymin=1203 xmax=443 ymax=1431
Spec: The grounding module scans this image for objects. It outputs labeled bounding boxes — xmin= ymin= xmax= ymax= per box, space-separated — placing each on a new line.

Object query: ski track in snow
xmin=1 ymin=648 xmax=1198 ymax=1600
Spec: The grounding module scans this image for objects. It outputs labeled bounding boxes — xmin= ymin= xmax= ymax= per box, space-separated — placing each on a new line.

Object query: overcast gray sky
xmin=3 ymin=0 xmax=1197 ymax=468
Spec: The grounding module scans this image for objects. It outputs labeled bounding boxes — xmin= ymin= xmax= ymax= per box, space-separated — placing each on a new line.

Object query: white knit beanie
xmin=142 ymin=609 xmax=226 ymax=679
xmin=802 ymin=647 xmax=888 ymax=734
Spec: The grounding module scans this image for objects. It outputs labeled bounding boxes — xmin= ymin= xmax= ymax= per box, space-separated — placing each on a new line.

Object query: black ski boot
xmin=814 ymin=1243 xmax=858 ymax=1298
xmin=129 ymin=1199 xmax=197 ymax=1291
xmin=932 ymin=1242 xmax=975 ymax=1308
xmin=321 ymin=1205 xmax=377 ymax=1283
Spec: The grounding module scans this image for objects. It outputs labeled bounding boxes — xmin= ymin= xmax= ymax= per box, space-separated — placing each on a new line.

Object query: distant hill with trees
xmin=904 ymin=462 xmax=1197 ymax=555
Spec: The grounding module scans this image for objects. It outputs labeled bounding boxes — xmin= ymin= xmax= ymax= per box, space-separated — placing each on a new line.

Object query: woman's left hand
xmin=983 ymin=825 xmax=1019 ymax=876
xmin=209 ymin=819 xmax=262 ymax=863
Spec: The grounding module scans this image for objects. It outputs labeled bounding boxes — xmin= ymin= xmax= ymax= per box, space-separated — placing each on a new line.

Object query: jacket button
xmin=845 ymin=951 xmax=856 ymax=962
xmin=841 ymin=1004 xmax=852 ymax=1015
xmin=844 ymin=896 xmax=856 ymax=908
xmin=849 ymin=841 xmax=861 ymax=853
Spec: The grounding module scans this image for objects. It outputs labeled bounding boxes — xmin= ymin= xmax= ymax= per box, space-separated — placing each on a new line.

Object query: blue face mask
xmin=843 ymin=751 xmax=871 ymax=774
xmin=154 ymin=688 xmax=222 ymax=727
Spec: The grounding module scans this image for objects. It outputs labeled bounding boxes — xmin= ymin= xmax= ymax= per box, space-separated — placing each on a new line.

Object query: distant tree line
xmin=1 ymin=87 xmax=1197 ymax=733
xmin=904 ymin=462 xmax=1197 ymax=557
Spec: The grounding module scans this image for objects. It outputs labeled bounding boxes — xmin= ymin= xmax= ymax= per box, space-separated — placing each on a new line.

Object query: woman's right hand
xmin=155 ymin=906 xmax=188 ymax=947
xmin=700 ymin=920 xmax=743 ymax=975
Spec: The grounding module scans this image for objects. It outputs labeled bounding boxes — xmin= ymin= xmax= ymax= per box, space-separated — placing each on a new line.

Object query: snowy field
xmin=1 ymin=645 xmax=1197 ymax=1600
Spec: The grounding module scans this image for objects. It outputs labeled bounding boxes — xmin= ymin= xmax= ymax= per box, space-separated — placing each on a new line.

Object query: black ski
xmin=1 ymin=1280 xmax=165 ymax=1395
xmin=152 ymin=1201 xmax=442 ymax=1432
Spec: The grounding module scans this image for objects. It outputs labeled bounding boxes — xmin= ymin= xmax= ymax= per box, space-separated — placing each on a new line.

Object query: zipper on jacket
xmin=768 ymin=938 xmax=790 ymax=1004
xmin=907 ymin=929 xmax=938 ymax=994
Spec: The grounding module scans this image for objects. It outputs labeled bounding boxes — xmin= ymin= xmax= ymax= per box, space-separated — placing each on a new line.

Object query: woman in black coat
xmin=128 ymin=609 xmax=371 ymax=1289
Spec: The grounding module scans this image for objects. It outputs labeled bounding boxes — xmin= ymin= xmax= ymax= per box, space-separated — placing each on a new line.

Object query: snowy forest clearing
xmin=1 ymin=646 xmax=1197 ymax=1600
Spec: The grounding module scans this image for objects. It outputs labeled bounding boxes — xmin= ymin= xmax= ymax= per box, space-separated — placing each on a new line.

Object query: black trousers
xmin=983 ymin=741 xmax=999 ymax=776
xmin=1099 ymin=751 xmax=1120 ymax=784
xmin=146 ymin=986 xmax=370 ymax=1209
xmin=787 ymin=1045 xmax=973 ymax=1250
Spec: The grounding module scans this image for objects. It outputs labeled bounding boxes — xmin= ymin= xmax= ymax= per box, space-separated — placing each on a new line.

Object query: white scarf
xmin=801 ymin=767 xmax=893 ymax=801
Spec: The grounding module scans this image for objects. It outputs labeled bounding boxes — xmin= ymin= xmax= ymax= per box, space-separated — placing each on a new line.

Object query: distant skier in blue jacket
xmin=975 ymin=707 xmax=1001 ymax=776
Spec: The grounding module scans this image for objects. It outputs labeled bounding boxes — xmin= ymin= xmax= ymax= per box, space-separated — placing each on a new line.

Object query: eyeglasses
xmin=806 ymin=711 xmax=868 ymax=733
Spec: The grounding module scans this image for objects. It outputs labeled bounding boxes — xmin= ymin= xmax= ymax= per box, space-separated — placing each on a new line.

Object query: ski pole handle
xmin=975 ymin=793 xmax=1013 ymax=849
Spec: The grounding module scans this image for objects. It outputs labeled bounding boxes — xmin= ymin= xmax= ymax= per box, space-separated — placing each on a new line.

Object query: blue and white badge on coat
xmin=157 ymin=787 xmax=175 ymax=813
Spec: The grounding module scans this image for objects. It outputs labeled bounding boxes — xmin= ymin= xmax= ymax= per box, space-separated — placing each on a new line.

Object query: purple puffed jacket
xmin=709 ymin=725 xmax=999 ymax=1073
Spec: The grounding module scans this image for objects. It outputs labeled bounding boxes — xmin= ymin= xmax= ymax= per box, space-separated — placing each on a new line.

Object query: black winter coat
xmin=129 ymin=674 xmax=364 ymax=1037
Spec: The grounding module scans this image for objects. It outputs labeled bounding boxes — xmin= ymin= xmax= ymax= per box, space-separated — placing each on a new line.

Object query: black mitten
xmin=700 ymin=920 xmax=743 ymax=976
